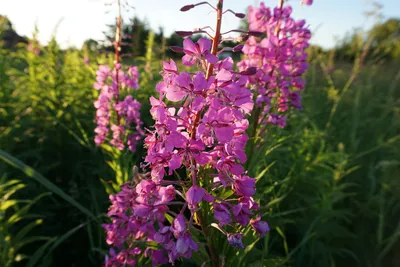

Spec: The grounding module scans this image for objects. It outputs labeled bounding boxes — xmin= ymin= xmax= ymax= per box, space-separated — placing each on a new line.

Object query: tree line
xmin=1 ymin=14 xmax=399 ymax=62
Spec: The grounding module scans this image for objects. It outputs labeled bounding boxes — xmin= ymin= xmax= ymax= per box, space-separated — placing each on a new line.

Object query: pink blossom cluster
xmin=27 ymin=40 xmax=40 ymax=56
xmin=94 ymin=64 xmax=144 ymax=151
xmin=238 ymin=2 xmax=312 ymax=128
xmin=102 ymin=181 xmax=175 ymax=266
xmin=103 ymin=37 xmax=269 ymax=266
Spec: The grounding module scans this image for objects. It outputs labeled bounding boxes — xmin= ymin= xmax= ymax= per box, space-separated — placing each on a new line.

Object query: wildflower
xmin=186 ymin=186 xmax=206 ymax=210
xmin=93 ymin=64 xmax=143 ymax=151
xmin=227 ymin=233 xmax=244 ymax=249
xmin=238 ymin=1 xmax=311 ymax=129
xmin=250 ymin=215 xmax=270 ymax=236
xmin=102 ymin=0 xmax=312 ymax=264
xmin=233 ymin=175 xmax=256 ymax=197
xmin=182 ymin=38 xmax=219 ymax=66
xmin=214 ymin=203 xmax=232 ymax=226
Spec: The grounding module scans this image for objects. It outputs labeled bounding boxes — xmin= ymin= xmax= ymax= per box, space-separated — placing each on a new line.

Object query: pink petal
xmin=168 ymin=154 xmax=182 ymax=174
xmin=183 ymin=38 xmax=196 ymax=54
xmin=216 ymin=69 xmax=233 ymax=83
xmin=193 ymin=152 xmax=210 ymax=165
xmin=197 ymin=38 xmax=212 ymax=53
xmin=156 ymin=81 xmax=167 ymax=93
xmin=193 ymin=72 xmax=207 ymax=91
xmin=205 ymin=53 xmax=219 ymax=64
xmin=163 ymin=59 xmax=178 ymax=73
xmin=165 ymin=85 xmax=187 ymax=102
xmin=182 ymin=55 xmax=196 ymax=66
xmin=214 ymin=126 xmax=234 ymax=143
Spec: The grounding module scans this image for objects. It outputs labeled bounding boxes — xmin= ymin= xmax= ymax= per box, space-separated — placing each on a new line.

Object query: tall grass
xmin=0 ymin=26 xmax=399 ymax=266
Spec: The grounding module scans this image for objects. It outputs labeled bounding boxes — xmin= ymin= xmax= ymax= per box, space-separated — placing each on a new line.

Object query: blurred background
xmin=0 ymin=0 xmax=399 ymax=266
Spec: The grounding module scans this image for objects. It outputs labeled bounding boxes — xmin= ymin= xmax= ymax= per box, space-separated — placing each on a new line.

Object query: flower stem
xmin=114 ymin=0 xmax=122 ymax=125
xmin=197 ymin=209 xmax=219 ymax=267
xmin=205 ymin=0 xmax=223 ymax=80
xmin=190 ymin=0 xmax=224 ymax=139
xmin=193 ymin=3 xmax=224 ymax=265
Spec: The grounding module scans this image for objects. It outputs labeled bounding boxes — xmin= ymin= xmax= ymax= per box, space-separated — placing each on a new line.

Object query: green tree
xmin=369 ymin=18 xmax=400 ymax=61
xmin=0 ymin=15 xmax=27 ymax=49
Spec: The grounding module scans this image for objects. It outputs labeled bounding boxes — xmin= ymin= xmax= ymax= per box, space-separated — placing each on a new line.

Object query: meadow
xmin=1 ymin=4 xmax=400 ymax=267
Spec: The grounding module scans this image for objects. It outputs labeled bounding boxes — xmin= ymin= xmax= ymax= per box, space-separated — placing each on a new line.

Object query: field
xmin=1 ymin=6 xmax=400 ymax=267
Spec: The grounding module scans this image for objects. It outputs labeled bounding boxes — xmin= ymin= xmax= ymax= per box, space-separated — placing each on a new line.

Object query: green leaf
xmin=0 ymin=149 xmax=96 ymax=220
xmin=14 ymin=219 xmax=44 ymax=244
xmin=15 ymin=236 xmax=52 ymax=251
xmin=42 ymin=221 xmax=90 ymax=260
xmin=26 ymin=238 xmax=57 ymax=267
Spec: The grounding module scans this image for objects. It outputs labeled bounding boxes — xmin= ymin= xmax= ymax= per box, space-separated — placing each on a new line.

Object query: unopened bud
xmin=175 ymin=31 xmax=194 ymax=37
xmin=232 ymin=44 xmax=244 ymax=52
xmin=169 ymin=46 xmax=184 ymax=53
xmin=301 ymin=0 xmax=313 ymax=6
xmin=248 ymin=31 xmax=263 ymax=37
xmin=235 ymin=13 xmax=246 ymax=18
xmin=237 ymin=35 xmax=249 ymax=42
xmin=180 ymin=4 xmax=195 ymax=11
xmin=240 ymin=67 xmax=257 ymax=76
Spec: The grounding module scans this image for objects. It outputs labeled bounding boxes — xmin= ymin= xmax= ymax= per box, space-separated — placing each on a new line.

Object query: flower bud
xmin=250 ymin=215 xmax=270 ymax=236
xmin=232 ymin=44 xmax=244 ymax=52
xmin=240 ymin=67 xmax=257 ymax=76
xmin=227 ymin=233 xmax=244 ymax=249
xmin=248 ymin=31 xmax=263 ymax=37
xmin=175 ymin=31 xmax=194 ymax=37
xmin=169 ymin=46 xmax=184 ymax=53
xmin=180 ymin=4 xmax=195 ymax=11
xmin=301 ymin=0 xmax=313 ymax=5
xmin=235 ymin=13 xmax=246 ymax=18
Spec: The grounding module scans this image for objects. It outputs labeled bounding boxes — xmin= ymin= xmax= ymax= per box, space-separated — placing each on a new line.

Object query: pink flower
xmin=250 ymin=215 xmax=270 ymax=236
xmin=176 ymin=233 xmax=198 ymax=255
xmin=159 ymin=185 xmax=176 ymax=204
xmin=238 ymin=2 xmax=311 ymax=129
xmin=233 ymin=175 xmax=256 ymax=197
xmin=227 ymin=233 xmax=244 ymax=249
xmin=232 ymin=201 xmax=253 ymax=226
xmin=150 ymin=249 xmax=168 ymax=266
xmin=154 ymin=226 xmax=171 ymax=245
xmin=171 ymin=214 xmax=186 ymax=238
xmin=214 ymin=203 xmax=232 ymax=226
xmin=182 ymin=38 xmax=219 ymax=66
xmin=186 ymin=186 xmax=207 ymax=210
xmin=93 ymin=64 xmax=143 ymax=151
xmin=103 ymin=1 xmax=312 ymax=262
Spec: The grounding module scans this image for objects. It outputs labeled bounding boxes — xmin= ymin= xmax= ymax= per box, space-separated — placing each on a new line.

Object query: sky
xmin=0 ymin=0 xmax=399 ymax=49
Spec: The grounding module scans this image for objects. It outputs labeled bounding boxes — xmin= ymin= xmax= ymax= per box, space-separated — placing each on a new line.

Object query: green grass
xmin=0 ymin=36 xmax=399 ymax=267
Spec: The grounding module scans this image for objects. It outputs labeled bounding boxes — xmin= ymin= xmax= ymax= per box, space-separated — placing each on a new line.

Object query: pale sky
xmin=1 ymin=0 xmax=399 ymax=49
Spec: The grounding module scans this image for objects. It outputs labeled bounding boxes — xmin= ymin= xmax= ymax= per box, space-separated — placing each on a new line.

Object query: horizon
xmin=1 ymin=0 xmax=399 ymax=49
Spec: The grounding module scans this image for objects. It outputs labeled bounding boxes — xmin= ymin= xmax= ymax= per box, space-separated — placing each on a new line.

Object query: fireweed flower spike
xmin=238 ymin=0 xmax=312 ymax=129
xmin=103 ymin=1 xmax=273 ymax=266
xmin=93 ymin=4 xmax=143 ymax=151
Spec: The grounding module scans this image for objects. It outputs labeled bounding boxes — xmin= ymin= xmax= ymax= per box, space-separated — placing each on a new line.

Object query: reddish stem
xmin=190 ymin=0 xmax=223 ymax=140
xmin=191 ymin=3 xmax=224 ymax=266
xmin=114 ymin=0 xmax=122 ymax=125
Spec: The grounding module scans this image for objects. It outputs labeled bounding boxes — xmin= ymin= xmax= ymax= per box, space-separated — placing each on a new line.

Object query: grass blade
xmin=0 ymin=149 xmax=96 ymax=220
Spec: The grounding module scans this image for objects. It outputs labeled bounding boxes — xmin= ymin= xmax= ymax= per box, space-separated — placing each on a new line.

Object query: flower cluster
xmin=101 ymin=0 xmax=316 ymax=265
xmin=94 ymin=64 xmax=144 ymax=151
xmin=102 ymin=180 xmax=174 ymax=266
xmin=238 ymin=1 xmax=312 ymax=128
xmin=27 ymin=40 xmax=40 ymax=56
xmin=103 ymin=36 xmax=270 ymax=266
